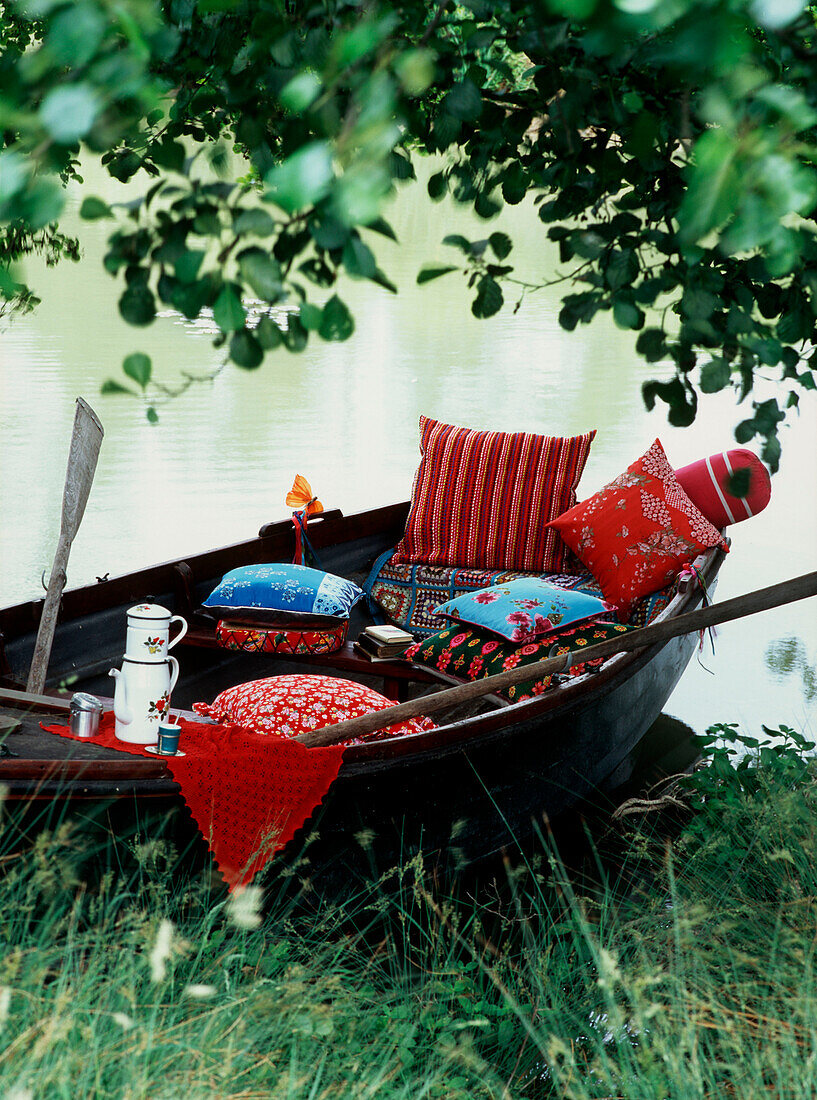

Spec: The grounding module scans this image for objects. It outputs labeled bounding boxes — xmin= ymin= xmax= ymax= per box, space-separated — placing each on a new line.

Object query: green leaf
xmin=299 ymin=302 xmax=323 ymax=330
xmin=442 ymin=234 xmax=472 ymax=253
xmin=122 ymin=352 xmax=152 ymax=389
xmin=417 ymin=265 xmax=457 ymax=284
xmin=119 ymin=284 xmax=156 ymax=327
xmin=364 ymin=216 xmax=397 ymax=242
xmin=444 ymin=80 xmax=482 ymax=122
xmin=699 ymin=358 xmax=731 ymax=393
xmin=151 ymin=137 xmax=185 ymax=173
xmin=264 ymin=142 xmax=333 ymax=213
xmin=679 ymin=128 xmax=740 ymax=245
xmin=40 ymin=84 xmax=100 ymax=143
xmin=79 ymin=196 xmax=112 ymax=220
xmin=471 ymin=276 xmax=503 ymax=319
xmin=613 ymin=299 xmax=644 ymax=330
xmin=284 ymin=313 xmax=308 ymax=351
xmin=279 ymin=72 xmax=322 ymax=113
xmin=370 ymin=268 xmax=398 ymax=294
xmin=488 ymin=232 xmax=512 ymax=260
xmin=238 ymin=249 xmax=283 ymax=301
xmin=256 ymin=317 xmax=282 ymax=349
xmin=101 ymin=379 xmax=137 ymax=396
xmin=146 ymin=407 xmax=159 ymax=424
xmin=726 ymin=467 xmax=752 ymax=498
xmin=636 ymin=328 xmax=667 ymax=362
xmin=213 ymin=285 xmax=246 ymax=332
xmin=342 ymin=236 xmax=376 ymax=278
xmin=309 ymin=215 xmax=350 ymax=251
xmin=427 ymin=172 xmax=447 ymax=201
xmin=605 ymin=249 xmax=638 ymax=291
xmin=233 ymin=208 xmax=276 ymax=237
xmin=0 ymin=151 xmax=26 ymax=201
xmin=318 ymin=295 xmax=354 ymax=341
xmin=174 ymin=250 xmax=205 ymax=283
xmin=230 ymin=328 xmax=263 ymax=369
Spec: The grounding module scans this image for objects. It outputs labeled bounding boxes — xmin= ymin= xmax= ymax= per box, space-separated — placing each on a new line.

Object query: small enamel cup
xmin=157 ymin=721 xmax=181 ymax=756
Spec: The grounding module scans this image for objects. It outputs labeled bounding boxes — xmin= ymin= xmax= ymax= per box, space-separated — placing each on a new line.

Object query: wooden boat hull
xmin=0 ymin=502 xmax=725 ymax=874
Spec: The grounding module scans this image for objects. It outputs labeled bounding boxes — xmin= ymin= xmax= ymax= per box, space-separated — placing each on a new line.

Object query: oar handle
xmin=296 ymin=568 xmax=817 ymax=748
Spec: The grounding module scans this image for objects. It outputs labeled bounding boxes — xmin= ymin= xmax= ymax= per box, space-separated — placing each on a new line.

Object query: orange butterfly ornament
xmin=286 ymin=475 xmax=323 ymax=517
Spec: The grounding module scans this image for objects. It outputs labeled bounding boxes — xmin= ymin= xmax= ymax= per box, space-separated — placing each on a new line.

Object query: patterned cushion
xmin=433 ymin=578 xmax=610 ymax=642
xmin=203 ymin=563 xmax=362 ymax=624
xmin=392 ymin=415 xmax=596 ymax=572
xmin=192 ymin=674 xmax=434 ymax=746
xmin=406 ymin=622 xmax=634 ymax=703
xmin=364 ymin=552 xmax=599 ymax=636
xmin=547 ymin=439 xmax=728 ymax=621
xmin=674 ymin=449 xmax=771 ymax=528
xmin=216 ymin=618 xmax=349 ymax=655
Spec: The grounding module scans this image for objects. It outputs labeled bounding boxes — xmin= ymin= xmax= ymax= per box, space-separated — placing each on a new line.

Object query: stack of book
xmin=353 ymin=625 xmax=415 ymax=662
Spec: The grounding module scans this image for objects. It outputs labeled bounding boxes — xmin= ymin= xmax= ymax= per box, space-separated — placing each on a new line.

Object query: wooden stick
xmin=27 ymin=399 xmax=104 ymax=694
xmin=296 ymin=569 xmax=817 ymax=748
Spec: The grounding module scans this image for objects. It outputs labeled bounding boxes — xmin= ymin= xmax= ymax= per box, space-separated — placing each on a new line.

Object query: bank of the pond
xmin=0 ymin=721 xmax=814 ymax=1099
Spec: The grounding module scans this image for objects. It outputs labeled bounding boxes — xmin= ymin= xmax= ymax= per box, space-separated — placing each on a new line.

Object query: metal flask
xmin=69 ymin=692 xmax=103 ymax=739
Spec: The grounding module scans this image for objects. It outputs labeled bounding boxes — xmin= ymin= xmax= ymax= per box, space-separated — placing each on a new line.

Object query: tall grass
xmin=1 ymin=722 xmax=815 ymax=1098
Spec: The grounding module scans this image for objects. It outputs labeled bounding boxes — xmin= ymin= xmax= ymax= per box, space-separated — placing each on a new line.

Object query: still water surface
xmin=1 ymin=158 xmax=815 ymax=737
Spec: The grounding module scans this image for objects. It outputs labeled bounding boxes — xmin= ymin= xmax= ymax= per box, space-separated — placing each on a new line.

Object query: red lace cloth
xmin=42 ymin=713 xmax=345 ymax=891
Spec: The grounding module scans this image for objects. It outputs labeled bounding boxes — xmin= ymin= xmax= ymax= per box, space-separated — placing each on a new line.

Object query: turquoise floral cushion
xmin=203 ymin=563 xmax=363 ymax=624
xmin=433 ymin=578 xmax=611 ymax=643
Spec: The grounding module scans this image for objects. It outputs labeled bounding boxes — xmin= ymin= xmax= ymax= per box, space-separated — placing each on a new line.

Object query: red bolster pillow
xmin=674 ymin=449 xmax=771 ymax=528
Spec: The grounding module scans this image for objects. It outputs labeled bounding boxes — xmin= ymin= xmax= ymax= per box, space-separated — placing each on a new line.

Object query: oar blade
xmin=60 ymin=397 xmax=104 ymax=541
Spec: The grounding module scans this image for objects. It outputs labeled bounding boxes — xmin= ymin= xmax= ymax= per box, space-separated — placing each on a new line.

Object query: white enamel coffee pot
xmin=109 ymin=656 xmax=180 ymax=744
xmin=124 ymin=603 xmax=187 ymax=663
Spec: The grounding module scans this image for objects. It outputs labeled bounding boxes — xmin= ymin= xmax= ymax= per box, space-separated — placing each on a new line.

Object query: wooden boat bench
xmin=178 ymin=622 xmax=436 ymax=702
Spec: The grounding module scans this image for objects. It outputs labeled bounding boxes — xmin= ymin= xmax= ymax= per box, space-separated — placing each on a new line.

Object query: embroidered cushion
xmin=674 ymin=449 xmax=771 ymax=528
xmin=547 ymin=439 xmax=728 ymax=621
xmin=406 ymin=622 xmax=634 ymax=703
xmin=433 ymin=578 xmax=611 ymax=643
xmin=392 ymin=415 xmax=596 ymax=572
xmin=215 ymin=618 xmax=349 ymax=656
xmin=203 ymin=563 xmax=362 ymax=625
xmin=364 ymin=551 xmax=597 ymax=636
xmin=193 ymin=674 xmax=434 ymax=746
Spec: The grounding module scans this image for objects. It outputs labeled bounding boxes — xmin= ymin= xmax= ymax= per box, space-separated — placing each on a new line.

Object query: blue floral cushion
xmin=203 ymin=563 xmax=363 ymax=624
xmin=433 ymin=578 xmax=611 ymax=643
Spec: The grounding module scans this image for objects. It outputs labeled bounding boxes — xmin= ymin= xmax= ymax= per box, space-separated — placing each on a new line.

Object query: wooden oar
xmin=297 ymin=569 xmax=817 ymax=748
xmin=26 ymin=398 xmax=104 ymax=694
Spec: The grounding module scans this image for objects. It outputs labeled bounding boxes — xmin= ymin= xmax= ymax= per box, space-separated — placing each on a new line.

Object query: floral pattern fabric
xmin=193 ymin=674 xmax=435 ymax=746
xmin=547 ymin=439 xmax=728 ymax=621
xmin=203 ymin=563 xmax=362 ymax=623
xmin=433 ymin=578 xmax=611 ymax=642
xmin=406 ymin=622 xmax=634 ymax=704
xmin=215 ymin=619 xmax=349 ymax=655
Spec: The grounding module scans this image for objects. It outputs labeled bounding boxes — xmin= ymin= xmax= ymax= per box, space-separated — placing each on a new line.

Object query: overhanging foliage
xmin=1 ymin=0 xmax=816 ymax=465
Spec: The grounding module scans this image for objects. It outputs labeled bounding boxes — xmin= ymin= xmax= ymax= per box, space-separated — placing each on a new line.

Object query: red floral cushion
xmin=392 ymin=415 xmax=596 ymax=572
xmin=547 ymin=439 xmax=728 ymax=621
xmin=193 ymin=674 xmax=434 ymax=746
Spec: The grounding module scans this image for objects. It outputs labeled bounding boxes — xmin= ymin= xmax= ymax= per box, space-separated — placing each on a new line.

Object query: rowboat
xmin=0 ymin=500 xmax=727 ymax=874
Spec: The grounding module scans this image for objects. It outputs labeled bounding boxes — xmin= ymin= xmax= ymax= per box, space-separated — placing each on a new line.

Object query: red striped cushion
xmin=392 ymin=416 xmax=596 ymax=572
xmin=674 ymin=449 xmax=770 ymax=528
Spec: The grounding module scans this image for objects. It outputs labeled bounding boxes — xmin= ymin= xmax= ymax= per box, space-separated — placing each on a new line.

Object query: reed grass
xmin=0 ymin=721 xmax=815 ymax=1098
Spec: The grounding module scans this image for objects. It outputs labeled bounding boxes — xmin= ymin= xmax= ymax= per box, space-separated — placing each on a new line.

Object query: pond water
xmin=1 ymin=156 xmax=815 ymax=738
